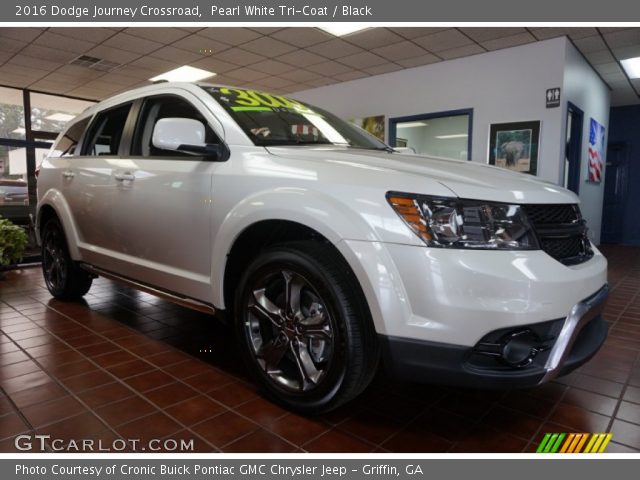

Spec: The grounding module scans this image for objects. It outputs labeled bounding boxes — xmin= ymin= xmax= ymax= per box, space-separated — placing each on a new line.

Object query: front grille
xmin=540 ymin=236 xmax=584 ymax=261
xmin=523 ymin=204 xmax=593 ymax=265
xmin=523 ymin=204 xmax=578 ymax=225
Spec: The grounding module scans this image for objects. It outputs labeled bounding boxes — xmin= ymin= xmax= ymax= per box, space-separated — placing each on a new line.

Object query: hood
xmin=266 ymin=146 xmax=578 ymax=205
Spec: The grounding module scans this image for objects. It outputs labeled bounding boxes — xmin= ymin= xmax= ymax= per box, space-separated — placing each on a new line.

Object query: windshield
xmin=202 ymin=86 xmax=389 ymax=150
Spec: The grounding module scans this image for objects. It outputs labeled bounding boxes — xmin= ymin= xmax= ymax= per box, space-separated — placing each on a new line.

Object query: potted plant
xmin=0 ymin=216 xmax=28 ymax=277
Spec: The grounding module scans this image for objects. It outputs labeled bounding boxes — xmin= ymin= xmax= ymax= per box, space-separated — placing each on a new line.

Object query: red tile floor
xmin=0 ymin=245 xmax=639 ymax=453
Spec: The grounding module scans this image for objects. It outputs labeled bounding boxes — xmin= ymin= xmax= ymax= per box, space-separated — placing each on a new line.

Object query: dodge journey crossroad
xmin=36 ymin=82 xmax=608 ymax=412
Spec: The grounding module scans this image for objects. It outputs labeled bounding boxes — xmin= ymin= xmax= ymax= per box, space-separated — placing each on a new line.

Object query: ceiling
xmin=1 ymin=27 xmax=639 ymax=106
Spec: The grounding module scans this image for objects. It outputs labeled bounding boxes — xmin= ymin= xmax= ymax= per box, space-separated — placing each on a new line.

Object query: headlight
xmin=387 ymin=192 xmax=538 ymax=250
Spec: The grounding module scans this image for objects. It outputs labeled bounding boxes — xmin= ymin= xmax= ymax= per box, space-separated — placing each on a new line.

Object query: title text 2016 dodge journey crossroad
xmin=36 ymin=83 xmax=608 ymax=412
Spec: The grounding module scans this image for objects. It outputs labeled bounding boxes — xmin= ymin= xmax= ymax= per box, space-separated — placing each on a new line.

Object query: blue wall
xmin=608 ymin=105 xmax=640 ymax=246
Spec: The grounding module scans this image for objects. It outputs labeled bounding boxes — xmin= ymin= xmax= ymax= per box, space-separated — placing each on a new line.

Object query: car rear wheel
xmin=41 ymin=218 xmax=92 ymax=300
xmin=234 ymin=241 xmax=379 ymax=413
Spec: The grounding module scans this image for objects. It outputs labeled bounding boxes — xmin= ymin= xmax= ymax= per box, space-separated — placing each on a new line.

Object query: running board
xmin=80 ymin=264 xmax=216 ymax=315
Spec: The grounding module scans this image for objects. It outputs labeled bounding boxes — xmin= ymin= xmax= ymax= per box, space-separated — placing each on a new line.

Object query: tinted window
xmin=83 ymin=103 xmax=132 ymax=156
xmin=132 ymin=95 xmax=220 ymax=157
xmin=51 ymin=117 xmax=90 ymax=157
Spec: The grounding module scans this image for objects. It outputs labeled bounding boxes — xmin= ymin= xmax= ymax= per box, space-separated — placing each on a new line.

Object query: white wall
xmin=561 ymin=42 xmax=611 ymax=244
xmin=292 ymin=36 xmax=610 ymax=244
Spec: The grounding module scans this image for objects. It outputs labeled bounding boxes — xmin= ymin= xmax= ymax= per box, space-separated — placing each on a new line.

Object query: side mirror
xmin=152 ymin=117 xmax=206 ymax=152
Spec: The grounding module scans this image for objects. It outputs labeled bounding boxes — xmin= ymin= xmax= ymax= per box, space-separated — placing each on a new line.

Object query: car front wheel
xmin=235 ymin=241 xmax=379 ymax=413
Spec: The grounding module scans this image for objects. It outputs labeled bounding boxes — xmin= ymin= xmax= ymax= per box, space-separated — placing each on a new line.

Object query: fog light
xmin=474 ymin=328 xmax=553 ymax=369
xmin=500 ymin=330 xmax=550 ymax=368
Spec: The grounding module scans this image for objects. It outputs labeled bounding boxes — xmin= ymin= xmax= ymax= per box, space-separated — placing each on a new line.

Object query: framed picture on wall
xmin=488 ymin=120 xmax=541 ymax=175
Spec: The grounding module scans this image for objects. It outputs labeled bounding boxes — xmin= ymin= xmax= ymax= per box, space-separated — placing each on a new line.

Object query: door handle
xmin=62 ymin=170 xmax=75 ymax=179
xmin=114 ymin=173 xmax=135 ymax=182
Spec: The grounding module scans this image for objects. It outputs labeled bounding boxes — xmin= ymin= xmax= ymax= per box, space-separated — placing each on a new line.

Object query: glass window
xmin=30 ymin=92 xmax=95 ymax=134
xmin=132 ymin=95 xmax=220 ymax=157
xmin=83 ymin=104 xmax=132 ymax=156
xmin=0 ymin=146 xmax=29 ymax=206
xmin=0 ymin=86 xmax=26 ymax=140
xmin=395 ymin=114 xmax=471 ymax=160
xmin=1 ymin=89 xmax=94 ymax=213
xmin=50 ymin=117 xmax=91 ymax=157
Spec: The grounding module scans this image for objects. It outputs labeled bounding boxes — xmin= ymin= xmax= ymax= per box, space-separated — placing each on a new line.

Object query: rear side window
xmin=82 ymin=103 xmax=132 ymax=156
xmin=51 ymin=117 xmax=90 ymax=157
xmin=132 ymin=95 xmax=220 ymax=157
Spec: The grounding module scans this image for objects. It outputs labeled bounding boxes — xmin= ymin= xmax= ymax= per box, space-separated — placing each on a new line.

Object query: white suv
xmin=37 ymin=82 xmax=608 ymax=412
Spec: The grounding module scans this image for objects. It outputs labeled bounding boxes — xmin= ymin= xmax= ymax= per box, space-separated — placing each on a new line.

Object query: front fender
xmin=211 ymin=187 xmax=381 ymax=308
xmin=36 ymin=189 xmax=82 ymax=260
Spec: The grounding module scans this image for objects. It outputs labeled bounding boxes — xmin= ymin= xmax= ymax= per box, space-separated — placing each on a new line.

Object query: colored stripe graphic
xmin=536 ymin=433 xmax=552 ymax=453
xmin=559 ymin=433 xmax=575 ymax=453
xmin=550 ymin=433 xmax=566 ymax=453
xmin=584 ymin=433 xmax=599 ymax=453
xmin=585 ymin=433 xmax=613 ymax=453
xmin=574 ymin=433 xmax=590 ymax=453
xmin=545 ymin=433 xmax=559 ymax=453
xmin=537 ymin=433 xmax=612 ymax=453
xmin=598 ymin=433 xmax=613 ymax=453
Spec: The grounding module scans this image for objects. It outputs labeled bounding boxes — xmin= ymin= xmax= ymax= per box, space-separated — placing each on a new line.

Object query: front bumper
xmin=379 ymin=285 xmax=609 ymax=388
xmin=339 ymin=240 xmax=608 ymax=346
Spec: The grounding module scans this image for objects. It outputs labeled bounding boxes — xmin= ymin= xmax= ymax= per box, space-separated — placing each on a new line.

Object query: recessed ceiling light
xmin=397 ymin=122 xmax=429 ymax=128
xmin=149 ymin=66 xmax=216 ymax=83
xmin=621 ymin=57 xmax=640 ymax=78
xmin=45 ymin=113 xmax=76 ymax=122
xmin=12 ymin=127 xmax=25 ymax=134
xmin=435 ymin=134 xmax=468 ymax=139
xmin=317 ymin=25 xmax=370 ymax=37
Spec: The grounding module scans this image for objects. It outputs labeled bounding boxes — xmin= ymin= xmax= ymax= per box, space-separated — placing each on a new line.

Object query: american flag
xmin=588 ymin=118 xmax=605 ymax=183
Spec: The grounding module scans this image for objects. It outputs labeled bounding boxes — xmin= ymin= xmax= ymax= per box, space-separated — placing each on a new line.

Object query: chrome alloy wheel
xmin=42 ymin=226 xmax=67 ymax=292
xmin=244 ymin=269 xmax=334 ymax=392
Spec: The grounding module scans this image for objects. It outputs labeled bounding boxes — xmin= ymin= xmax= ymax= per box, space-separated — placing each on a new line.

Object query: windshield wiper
xmin=346 ymin=145 xmax=395 ymax=153
xmin=259 ymin=139 xmax=333 ymax=146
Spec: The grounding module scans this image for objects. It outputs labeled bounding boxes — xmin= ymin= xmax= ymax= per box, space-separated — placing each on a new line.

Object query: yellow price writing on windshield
xmin=220 ymin=87 xmax=312 ymax=112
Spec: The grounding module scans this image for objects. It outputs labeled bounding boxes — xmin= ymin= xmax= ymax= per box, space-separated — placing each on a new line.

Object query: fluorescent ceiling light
xmin=45 ymin=112 xmax=76 ymax=122
xmin=318 ymin=25 xmax=370 ymax=37
xmin=621 ymin=57 xmax=640 ymax=78
xmin=12 ymin=127 xmax=25 ymax=134
xmin=149 ymin=66 xmax=216 ymax=83
xmin=435 ymin=134 xmax=468 ymax=139
xmin=397 ymin=122 xmax=429 ymax=128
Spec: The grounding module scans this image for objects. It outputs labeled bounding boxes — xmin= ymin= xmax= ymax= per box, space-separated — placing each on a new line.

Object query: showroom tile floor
xmin=0 ymin=245 xmax=639 ymax=453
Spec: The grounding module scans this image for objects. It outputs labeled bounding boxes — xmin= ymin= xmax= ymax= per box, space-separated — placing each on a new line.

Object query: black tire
xmin=41 ymin=217 xmax=93 ymax=300
xmin=234 ymin=240 xmax=379 ymax=413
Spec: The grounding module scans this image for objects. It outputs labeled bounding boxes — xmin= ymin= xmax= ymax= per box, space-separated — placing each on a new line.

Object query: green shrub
xmin=0 ymin=216 xmax=28 ymax=267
